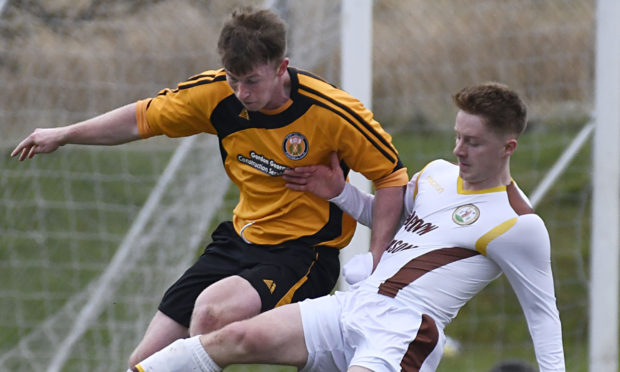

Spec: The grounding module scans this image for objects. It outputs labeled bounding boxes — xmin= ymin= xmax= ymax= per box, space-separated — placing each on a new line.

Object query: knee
xmin=189 ymin=276 xmax=262 ymax=336
xmin=128 ymin=349 xmax=143 ymax=369
xmin=190 ymin=300 xmax=224 ymax=335
xmin=217 ymin=321 xmax=265 ymax=355
xmin=128 ymin=345 xmax=158 ymax=369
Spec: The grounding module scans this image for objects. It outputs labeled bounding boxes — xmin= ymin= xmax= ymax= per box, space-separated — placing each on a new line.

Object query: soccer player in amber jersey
xmin=130 ymin=83 xmax=565 ymax=372
xmin=11 ymin=7 xmax=407 ymax=367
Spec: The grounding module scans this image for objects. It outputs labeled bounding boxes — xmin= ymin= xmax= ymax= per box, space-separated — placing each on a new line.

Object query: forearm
xmin=369 ymin=186 xmax=404 ymax=267
xmin=62 ymin=103 xmax=141 ymax=145
xmin=328 ymin=182 xmax=374 ymax=227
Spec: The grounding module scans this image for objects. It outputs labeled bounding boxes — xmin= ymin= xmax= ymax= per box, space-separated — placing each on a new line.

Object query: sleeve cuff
xmin=372 ymin=167 xmax=409 ymax=189
xmin=136 ymin=99 xmax=156 ymax=138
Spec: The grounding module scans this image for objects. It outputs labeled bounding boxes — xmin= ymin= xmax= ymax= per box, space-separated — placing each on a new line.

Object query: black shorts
xmin=158 ymin=221 xmax=340 ymax=328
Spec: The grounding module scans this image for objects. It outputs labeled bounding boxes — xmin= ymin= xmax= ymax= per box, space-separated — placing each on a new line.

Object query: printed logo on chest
xmin=452 ymin=204 xmax=480 ymax=225
xmin=403 ymin=211 xmax=439 ymax=235
xmin=237 ymin=151 xmax=290 ymax=176
xmin=386 ymin=239 xmax=418 ymax=253
xmin=385 ymin=213 xmax=438 ymax=254
xmin=239 ymin=108 xmax=250 ymax=120
xmin=425 ymin=175 xmax=444 ymax=193
xmin=282 ymin=132 xmax=308 ymax=160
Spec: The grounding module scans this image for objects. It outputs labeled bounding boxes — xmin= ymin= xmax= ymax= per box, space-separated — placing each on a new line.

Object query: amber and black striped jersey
xmin=136 ymin=67 xmax=408 ymax=248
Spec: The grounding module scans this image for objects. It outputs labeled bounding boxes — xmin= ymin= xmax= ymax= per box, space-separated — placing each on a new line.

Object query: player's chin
xmin=241 ymin=102 xmax=260 ymax=111
xmin=458 ymin=167 xmax=474 ymax=181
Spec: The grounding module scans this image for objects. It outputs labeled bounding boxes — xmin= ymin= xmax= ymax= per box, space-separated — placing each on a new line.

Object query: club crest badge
xmin=282 ymin=132 xmax=308 ymax=160
xmin=452 ymin=204 xmax=480 ymax=225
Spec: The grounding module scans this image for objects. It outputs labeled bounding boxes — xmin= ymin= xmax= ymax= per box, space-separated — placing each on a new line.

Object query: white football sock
xmin=133 ymin=336 xmax=221 ymax=372
xmin=187 ymin=335 xmax=222 ymax=372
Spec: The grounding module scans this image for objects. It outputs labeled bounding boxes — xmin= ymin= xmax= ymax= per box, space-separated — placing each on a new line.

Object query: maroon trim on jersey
xmin=506 ymin=182 xmax=534 ymax=215
xmin=400 ymin=314 xmax=439 ymax=372
xmin=378 ymin=247 xmax=479 ymax=298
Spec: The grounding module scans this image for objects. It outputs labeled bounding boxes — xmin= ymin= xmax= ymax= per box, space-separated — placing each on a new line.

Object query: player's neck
xmin=461 ymin=166 xmax=512 ymax=191
xmin=265 ymin=70 xmax=291 ymax=110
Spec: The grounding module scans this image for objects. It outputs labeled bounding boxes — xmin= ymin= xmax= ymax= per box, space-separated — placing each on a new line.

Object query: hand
xmin=283 ymin=152 xmax=345 ymax=200
xmin=342 ymin=252 xmax=373 ymax=285
xmin=11 ymin=127 xmax=65 ymax=161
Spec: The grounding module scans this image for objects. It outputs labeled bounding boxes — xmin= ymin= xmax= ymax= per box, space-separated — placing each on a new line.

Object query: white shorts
xmin=299 ymin=289 xmax=445 ymax=372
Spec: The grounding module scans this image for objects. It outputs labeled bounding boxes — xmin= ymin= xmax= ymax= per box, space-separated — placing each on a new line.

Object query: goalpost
xmin=589 ymin=0 xmax=620 ymax=370
xmin=337 ymin=0 xmax=373 ymax=291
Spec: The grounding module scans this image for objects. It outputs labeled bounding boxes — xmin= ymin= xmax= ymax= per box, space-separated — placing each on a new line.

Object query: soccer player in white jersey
xmin=129 ymin=82 xmax=565 ymax=372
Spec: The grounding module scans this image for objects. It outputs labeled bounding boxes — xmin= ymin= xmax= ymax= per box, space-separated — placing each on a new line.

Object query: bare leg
xmin=201 ymin=303 xmax=308 ymax=368
xmin=128 ymin=311 xmax=188 ymax=367
xmin=189 ymin=275 xmax=262 ymax=336
xmin=348 ymin=366 xmax=374 ymax=372
xmin=131 ymin=276 xmax=262 ymax=368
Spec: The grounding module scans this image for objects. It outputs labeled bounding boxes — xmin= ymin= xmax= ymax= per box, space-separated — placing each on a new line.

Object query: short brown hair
xmin=452 ymin=82 xmax=528 ymax=137
xmin=217 ymin=7 xmax=287 ymax=75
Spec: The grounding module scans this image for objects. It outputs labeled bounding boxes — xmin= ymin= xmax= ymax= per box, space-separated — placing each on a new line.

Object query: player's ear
xmin=504 ymin=138 xmax=517 ymax=157
xmin=276 ymin=58 xmax=289 ymax=76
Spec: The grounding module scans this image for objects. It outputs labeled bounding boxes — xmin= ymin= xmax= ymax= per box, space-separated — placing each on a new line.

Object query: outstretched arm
xmin=11 ymin=102 xmax=141 ymax=161
xmin=487 ymin=215 xmax=565 ymax=371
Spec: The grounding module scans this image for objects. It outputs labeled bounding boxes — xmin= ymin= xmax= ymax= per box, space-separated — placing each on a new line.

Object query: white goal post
xmin=589 ymin=0 xmax=620 ymax=370
xmin=338 ymin=0 xmax=373 ymax=291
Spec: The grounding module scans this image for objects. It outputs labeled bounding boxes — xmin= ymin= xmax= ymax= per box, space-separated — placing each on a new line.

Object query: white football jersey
xmin=334 ymin=159 xmax=565 ymax=371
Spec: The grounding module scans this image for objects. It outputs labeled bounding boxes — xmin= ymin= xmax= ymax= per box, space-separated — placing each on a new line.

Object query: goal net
xmin=0 ymin=1 xmax=595 ymax=371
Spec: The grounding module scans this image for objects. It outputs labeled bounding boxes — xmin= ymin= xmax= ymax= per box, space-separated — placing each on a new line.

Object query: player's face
xmin=453 ymin=110 xmax=514 ymax=190
xmin=226 ymin=60 xmax=287 ymax=111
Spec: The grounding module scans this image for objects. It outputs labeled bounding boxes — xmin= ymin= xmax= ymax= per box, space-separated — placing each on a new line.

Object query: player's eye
xmin=466 ymin=139 xmax=479 ymax=147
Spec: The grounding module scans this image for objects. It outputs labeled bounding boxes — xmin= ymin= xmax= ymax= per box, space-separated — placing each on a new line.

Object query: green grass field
xmin=0 ymin=123 xmax=591 ymax=371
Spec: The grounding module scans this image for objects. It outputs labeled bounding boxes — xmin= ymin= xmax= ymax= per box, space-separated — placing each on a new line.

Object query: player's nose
xmin=453 ymin=140 xmax=465 ymax=157
xmin=237 ymin=83 xmax=251 ymax=99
